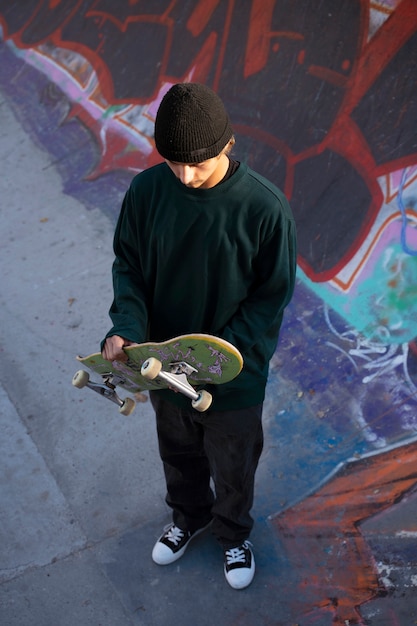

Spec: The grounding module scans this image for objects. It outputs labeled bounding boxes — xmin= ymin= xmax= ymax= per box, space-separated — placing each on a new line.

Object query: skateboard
xmin=72 ymin=333 xmax=243 ymax=415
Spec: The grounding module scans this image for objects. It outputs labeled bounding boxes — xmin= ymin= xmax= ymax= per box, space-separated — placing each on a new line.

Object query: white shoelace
xmin=225 ymin=540 xmax=252 ymax=565
xmin=164 ymin=524 xmax=185 ymax=546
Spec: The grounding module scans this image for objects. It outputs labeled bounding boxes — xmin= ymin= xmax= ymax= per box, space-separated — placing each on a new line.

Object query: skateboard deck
xmin=72 ymin=333 xmax=243 ymax=415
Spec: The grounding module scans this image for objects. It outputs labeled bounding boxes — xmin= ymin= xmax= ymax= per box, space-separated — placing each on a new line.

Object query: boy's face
xmin=165 ymin=153 xmax=228 ymax=189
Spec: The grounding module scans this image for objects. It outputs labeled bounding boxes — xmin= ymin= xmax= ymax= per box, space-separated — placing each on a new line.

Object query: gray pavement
xmin=0 ymin=88 xmax=167 ymax=625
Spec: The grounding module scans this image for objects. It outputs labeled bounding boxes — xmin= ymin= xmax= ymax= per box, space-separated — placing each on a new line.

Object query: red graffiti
xmin=0 ymin=0 xmax=416 ymax=281
xmin=271 ymin=439 xmax=417 ymax=624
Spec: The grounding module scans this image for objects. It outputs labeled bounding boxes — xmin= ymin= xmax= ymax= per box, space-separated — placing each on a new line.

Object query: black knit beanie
xmin=154 ymin=83 xmax=233 ymax=163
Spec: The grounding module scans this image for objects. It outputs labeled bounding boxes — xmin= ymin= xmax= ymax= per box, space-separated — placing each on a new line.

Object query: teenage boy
xmin=102 ymin=83 xmax=297 ymax=589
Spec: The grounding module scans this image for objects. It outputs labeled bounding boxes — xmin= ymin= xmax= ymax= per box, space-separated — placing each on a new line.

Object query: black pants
xmin=150 ymin=392 xmax=264 ymax=548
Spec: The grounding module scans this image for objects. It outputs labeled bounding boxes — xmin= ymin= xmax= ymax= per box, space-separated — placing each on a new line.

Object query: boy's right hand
xmin=101 ymin=335 xmax=133 ymax=362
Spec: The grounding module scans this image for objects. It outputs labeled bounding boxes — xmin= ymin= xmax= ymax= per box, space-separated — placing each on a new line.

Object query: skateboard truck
xmin=141 ymin=358 xmax=212 ymax=411
xmin=72 ymin=358 xmax=212 ymax=414
xmin=72 ymin=370 xmax=136 ymax=416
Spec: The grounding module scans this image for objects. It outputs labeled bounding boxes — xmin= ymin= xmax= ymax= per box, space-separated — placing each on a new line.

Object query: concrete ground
xmin=1 ymin=79 xmax=417 ymax=626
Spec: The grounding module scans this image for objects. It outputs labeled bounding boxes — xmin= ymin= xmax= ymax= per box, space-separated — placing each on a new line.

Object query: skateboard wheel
xmin=119 ymin=397 xmax=136 ymax=416
xmin=72 ymin=370 xmax=90 ymax=388
xmin=192 ymin=390 xmax=212 ymax=412
xmin=141 ymin=357 xmax=162 ymax=380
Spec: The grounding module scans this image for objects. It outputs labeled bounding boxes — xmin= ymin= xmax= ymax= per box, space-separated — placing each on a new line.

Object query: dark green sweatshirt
xmin=104 ymin=161 xmax=297 ymax=410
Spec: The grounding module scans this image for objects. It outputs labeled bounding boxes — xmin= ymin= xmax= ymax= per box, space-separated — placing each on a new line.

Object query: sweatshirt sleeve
xmin=102 ymin=188 xmax=149 ymax=347
xmin=220 ymin=208 xmax=297 ymax=360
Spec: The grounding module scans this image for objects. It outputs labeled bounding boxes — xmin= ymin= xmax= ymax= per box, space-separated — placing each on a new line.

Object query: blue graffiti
xmin=398 ymin=168 xmax=417 ymax=256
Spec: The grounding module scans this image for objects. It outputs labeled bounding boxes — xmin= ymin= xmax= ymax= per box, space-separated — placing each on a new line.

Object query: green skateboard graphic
xmin=72 ymin=333 xmax=243 ymax=415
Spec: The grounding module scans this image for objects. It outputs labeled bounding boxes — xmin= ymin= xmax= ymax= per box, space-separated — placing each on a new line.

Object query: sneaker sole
xmin=224 ymin=561 xmax=255 ymax=589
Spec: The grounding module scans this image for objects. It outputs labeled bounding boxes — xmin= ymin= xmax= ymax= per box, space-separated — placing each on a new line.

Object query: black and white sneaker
xmin=152 ymin=522 xmax=209 ymax=565
xmin=224 ymin=541 xmax=255 ymax=589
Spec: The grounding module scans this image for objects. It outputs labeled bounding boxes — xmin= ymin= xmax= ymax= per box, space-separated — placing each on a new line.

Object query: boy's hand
xmin=101 ymin=335 xmax=134 ymax=362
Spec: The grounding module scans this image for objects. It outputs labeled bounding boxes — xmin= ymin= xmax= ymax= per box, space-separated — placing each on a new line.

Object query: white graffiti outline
xmin=323 ymin=303 xmax=417 ymax=390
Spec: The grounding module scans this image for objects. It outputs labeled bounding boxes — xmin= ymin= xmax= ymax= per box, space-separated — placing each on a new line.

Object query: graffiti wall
xmin=1 ymin=1 xmax=417 ymax=624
